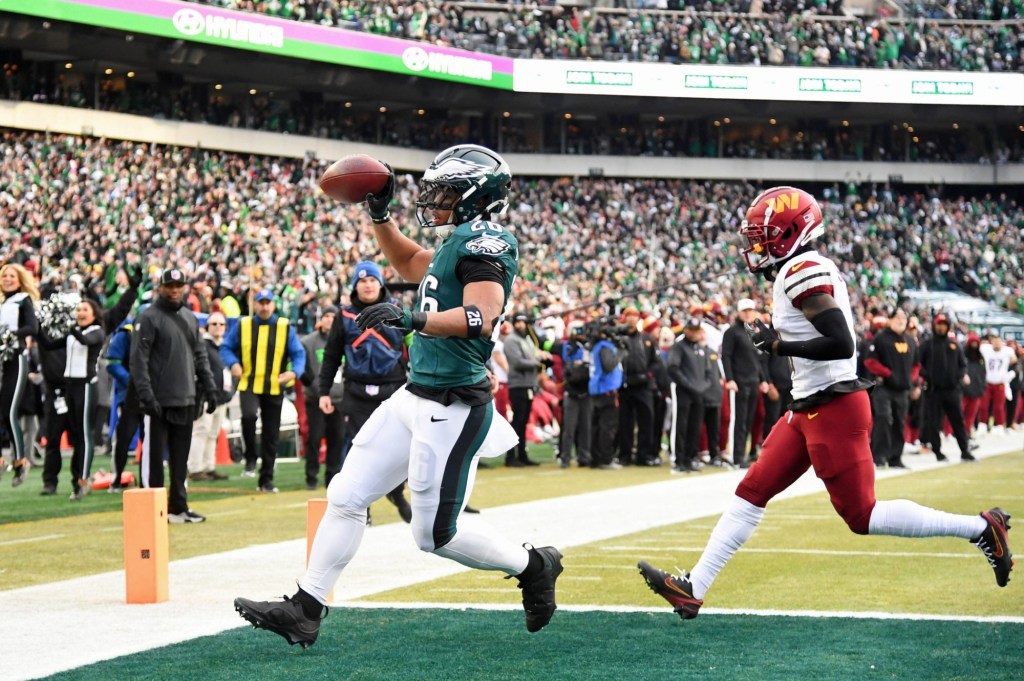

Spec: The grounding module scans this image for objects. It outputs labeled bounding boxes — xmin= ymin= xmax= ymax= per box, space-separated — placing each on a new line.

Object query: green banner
xmin=0 ymin=0 xmax=514 ymax=89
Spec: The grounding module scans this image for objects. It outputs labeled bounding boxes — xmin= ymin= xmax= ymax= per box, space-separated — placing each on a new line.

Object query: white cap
xmin=737 ymin=298 xmax=756 ymax=312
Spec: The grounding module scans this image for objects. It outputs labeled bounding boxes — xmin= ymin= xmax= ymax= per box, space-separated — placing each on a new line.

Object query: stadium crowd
xmin=1 ymin=129 xmax=1023 ymax=500
xmin=186 ymin=0 xmax=1024 ymax=71
xmin=2 ymin=130 xmax=1023 ymax=322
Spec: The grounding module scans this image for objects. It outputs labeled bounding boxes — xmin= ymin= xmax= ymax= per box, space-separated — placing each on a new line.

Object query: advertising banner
xmin=0 ymin=0 xmax=514 ymax=89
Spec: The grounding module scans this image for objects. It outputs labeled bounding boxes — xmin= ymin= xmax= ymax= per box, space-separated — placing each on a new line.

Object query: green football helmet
xmin=416 ymin=144 xmax=512 ymax=231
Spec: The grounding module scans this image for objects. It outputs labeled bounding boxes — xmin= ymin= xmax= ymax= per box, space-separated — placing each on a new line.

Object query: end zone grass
xmin=47 ymin=608 xmax=1024 ymax=681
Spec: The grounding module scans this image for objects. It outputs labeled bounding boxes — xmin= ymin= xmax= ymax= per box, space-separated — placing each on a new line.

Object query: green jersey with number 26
xmin=409 ymin=220 xmax=518 ymax=389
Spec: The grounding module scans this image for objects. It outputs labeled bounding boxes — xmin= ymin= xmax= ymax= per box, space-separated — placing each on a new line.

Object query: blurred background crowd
xmin=3 ymin=130 xmax=1022 ymax=333
xmin=186 ymin=0 xmax=1024 ymax=71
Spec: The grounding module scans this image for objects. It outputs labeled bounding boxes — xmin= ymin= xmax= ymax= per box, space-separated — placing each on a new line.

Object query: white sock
xmin=298 ymin=502 xmax=368 ymax=604
xmin=433 ymin=525 xmax=530 ymax=575
xmin=868 ymin=499 xmax=986 ymax=539
xmin=689 ymin=496 xmax=765 ymax=600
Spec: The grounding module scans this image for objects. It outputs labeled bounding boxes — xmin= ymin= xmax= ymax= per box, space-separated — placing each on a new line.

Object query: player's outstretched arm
xmin=418 ymin=280 xmax=503 ymax=339
xmin=366 ymin=172 xmax=433 ymax=282
xmin=355 ymin=281 xmax=503 ymax=339
xmin=371 ymin=221 xmax=433 ymax=283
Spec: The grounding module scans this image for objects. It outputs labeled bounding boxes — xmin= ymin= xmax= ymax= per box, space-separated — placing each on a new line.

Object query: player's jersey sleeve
xmin=780 ymin=256 xmax=835 ymax=309
xmin=452 ymin=221 xmax=519 ymax=278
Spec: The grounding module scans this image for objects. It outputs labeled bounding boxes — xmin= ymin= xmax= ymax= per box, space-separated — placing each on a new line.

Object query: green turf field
xmin=45 ymin=608 xmax=1024 ymax=681
xmin=4 ymin=445 xmax=1023 ymax=680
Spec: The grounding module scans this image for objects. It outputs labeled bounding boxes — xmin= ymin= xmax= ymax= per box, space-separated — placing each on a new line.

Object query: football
xmin=318 ymin=154 xmax=390 ymax=204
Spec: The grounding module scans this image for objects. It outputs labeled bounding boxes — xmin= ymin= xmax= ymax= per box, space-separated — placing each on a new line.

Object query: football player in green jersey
xmin=234 ymin=145 xmax=563 ymax=648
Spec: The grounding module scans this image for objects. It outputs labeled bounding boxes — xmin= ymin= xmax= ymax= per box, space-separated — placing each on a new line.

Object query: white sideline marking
xmin=343 ymin=600 xmax=1024 ymax=624
xmin=602 ymin=546 xmax=979 ymax=559
xmin=0 ymin=533 xmax=64 ymax=547
xmin=0 ymin=436 xmax=1019 ymax=680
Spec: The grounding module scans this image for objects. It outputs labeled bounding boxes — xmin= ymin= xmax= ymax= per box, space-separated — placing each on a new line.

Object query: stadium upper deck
xmin=0 ymin=0 xmax=1020 ymax=174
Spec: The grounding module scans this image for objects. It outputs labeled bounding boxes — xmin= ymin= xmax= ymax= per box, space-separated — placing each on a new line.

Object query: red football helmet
xmin=739 ymin=186 xmax=824 ymax=273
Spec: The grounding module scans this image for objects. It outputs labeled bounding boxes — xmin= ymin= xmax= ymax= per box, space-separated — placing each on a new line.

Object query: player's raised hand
xmin=744 ymin=318 xmax=779 ymax=354
xmin=365 ymin=162 xmax=395 ymax=224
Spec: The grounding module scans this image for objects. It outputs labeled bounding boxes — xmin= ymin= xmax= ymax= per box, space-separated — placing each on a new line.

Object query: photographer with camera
xmin=588 ymin=319 xmax=625 ymax=470
xmin=559 ymin=321 xmax=592 ymax=468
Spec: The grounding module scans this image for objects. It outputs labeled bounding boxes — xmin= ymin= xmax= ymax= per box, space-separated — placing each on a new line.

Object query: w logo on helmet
xmin=765 ymin=191 xmax=801 ymax=213
xmin=466 ymin=234 xmax=510 ymax=256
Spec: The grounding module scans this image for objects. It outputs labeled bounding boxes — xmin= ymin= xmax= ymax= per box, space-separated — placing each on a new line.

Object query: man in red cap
xmin=616 ymin=307 xmax=661 ymax=466
xmin=919 ymin=313 xmax=973 ymax=462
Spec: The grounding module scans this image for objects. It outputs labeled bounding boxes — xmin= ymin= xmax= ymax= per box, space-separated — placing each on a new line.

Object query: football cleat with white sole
xmin=972 ymin=508 xmax=1014 ymax=587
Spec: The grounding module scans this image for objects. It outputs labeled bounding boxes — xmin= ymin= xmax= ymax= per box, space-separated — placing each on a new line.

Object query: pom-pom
xmin=0 ymin=327 xmax=18 ymax=363
xmin=37 ymin=294 xmax=78 ymax=338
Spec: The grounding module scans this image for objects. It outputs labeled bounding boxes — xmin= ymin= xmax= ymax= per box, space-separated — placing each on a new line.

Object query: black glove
xmin=142 ymin=399 xmax=163 ymax=418
xmin=205 ymin=396 xmax=217 ymax=414
xmin=126 ymin=263 xmax=143 ymax=288
xmin=355 ymin=302 xmax=423 ymax=333
xmin=744 ymin=318 xmax=780 ymax=354
xmin=365 ymin=162 xmax=395 ymax=224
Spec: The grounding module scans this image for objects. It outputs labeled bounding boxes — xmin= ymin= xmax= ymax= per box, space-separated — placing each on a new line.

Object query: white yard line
xmin=343 ymin=600 xmax=1024 ymax=624
xmin=1 ymin=433 xmax=1020 ymax=680
xmin=600 ymin=546 xmax=979 ymax=558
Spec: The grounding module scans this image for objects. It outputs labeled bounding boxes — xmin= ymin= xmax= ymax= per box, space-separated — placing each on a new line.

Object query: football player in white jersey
xmin=638 ymin=186 xmax=1014 ymax=620
xmin=979 ymin=333 xmax=1017 ymax=431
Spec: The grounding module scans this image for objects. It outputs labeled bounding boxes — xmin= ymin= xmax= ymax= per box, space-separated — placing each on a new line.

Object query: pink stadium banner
xmin=1 ymin=0 xmax=514 ymax=90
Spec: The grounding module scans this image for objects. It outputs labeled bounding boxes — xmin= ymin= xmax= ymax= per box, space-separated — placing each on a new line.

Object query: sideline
xmin=2 ymin=431 xmax=1020 ymax=680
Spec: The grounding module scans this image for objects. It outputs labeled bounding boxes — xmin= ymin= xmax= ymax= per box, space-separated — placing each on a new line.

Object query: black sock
xmin=293 ymin=587 xmax=324 ymax=619
xmin=518 ymin=547 xmax=543 ymax=580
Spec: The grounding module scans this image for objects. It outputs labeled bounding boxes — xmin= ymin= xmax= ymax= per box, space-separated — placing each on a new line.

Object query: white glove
xmin=1006 ymin=384 xmax=1013 ymax=401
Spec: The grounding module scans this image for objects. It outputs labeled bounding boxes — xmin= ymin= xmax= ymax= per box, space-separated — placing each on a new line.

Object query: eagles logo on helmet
xmin=416 ymin=144 xmax=512 ymax=238
xmin=739 ymin=186 xmax=824 ymax=277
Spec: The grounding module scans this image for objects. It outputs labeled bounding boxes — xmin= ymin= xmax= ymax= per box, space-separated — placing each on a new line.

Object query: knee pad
xmin=410 ymin=516 xmax=438 ymax=553
xmin=839 ymin=501 xmax=875 ymax=535
xmin=325 ymin=475 xmax=369 ymax=523
xmin=735 ymin=479 xmax=770 ymax=508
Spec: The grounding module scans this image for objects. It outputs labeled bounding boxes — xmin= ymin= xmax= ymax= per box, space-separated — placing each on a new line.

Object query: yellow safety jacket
xmin=238 ymin=316 xmax=292 ymax=395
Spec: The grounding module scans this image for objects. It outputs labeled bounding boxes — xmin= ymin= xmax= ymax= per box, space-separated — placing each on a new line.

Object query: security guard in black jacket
xmin=128 ymin=269 xmax=218 ymax=523
xmin=667 ymin=316 xmax=713 ymax=473
xmin=722 ymin=299 xmax=768 ymax=467
xmin=617 ymin=307 xmax=661 ymax=466
xmin=919 ymin=313 xmax=972 ymax=462
xmin=864 ymin=308 xmax=918 ymax=468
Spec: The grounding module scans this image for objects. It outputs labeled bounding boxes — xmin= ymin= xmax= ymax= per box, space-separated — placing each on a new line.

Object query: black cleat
xmin=234 ymin=595 xmax=326 ymax=648
xmin=387 ymin=490 xmax=413 ymax=523
xmin=972 ymin=508 xmax=1014 ymax=587
xmin=514 ymin=545 xmax=563 ymax=632
xmin=638 ymin=561 xmax=703 ymax=620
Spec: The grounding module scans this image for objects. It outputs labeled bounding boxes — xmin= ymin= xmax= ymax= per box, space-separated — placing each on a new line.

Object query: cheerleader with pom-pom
xmin=0 ymin=263 xmax=39 ymax=486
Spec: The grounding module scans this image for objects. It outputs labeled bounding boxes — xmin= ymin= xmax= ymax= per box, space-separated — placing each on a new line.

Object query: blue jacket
xmin=589 ymin=339 xmax=623 ymax=395
xmin=220 ymin=313 xmax=306 ymax=379
xmin=105 ymin=319 xmax=133 ymax=393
